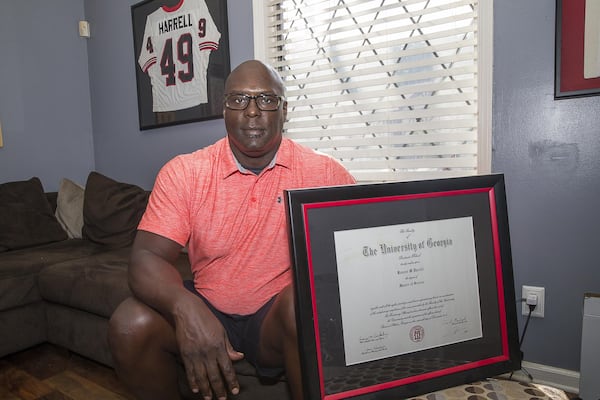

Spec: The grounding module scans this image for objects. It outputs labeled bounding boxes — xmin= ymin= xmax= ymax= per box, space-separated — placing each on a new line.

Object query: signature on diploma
xmin=449 ymin=316 xmax=468 ymax=326
xmin=361 ymin=345 xmax=388 ymax=355
xmin=359 ymin=331 xmax=388 ymax=344
xmin=444 ymin=316 xmax=469 ymax=335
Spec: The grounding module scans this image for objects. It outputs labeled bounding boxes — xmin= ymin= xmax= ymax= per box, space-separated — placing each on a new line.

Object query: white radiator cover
xmin=579 ymin=293 xmax=600 ymax=400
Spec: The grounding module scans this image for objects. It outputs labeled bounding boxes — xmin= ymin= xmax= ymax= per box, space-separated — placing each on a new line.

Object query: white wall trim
xmin=477 ymin=0 xmax=493 ymax=174
xmin=501 ymin=362 xmax=580 ymax=395
xmin=252 ymin=0 xmax=267 ymax=62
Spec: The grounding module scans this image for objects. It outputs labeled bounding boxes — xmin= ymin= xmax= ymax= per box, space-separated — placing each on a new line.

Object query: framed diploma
xmin=285 ymin=174 xmax=521 ymax=400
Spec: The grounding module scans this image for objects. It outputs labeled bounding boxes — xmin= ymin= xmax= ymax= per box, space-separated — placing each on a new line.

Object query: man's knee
xmin=108 ymin=297 xmax=168 ymax=360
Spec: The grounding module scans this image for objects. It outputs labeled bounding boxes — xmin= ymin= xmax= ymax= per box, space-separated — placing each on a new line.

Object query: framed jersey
xmin=131 ymin=0 xmax=230 ymax=130
xmin=555 ymin=0 xmax=600 ymax=99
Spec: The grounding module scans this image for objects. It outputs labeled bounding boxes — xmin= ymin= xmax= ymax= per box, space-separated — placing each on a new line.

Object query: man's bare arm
xmin=128 ymin=230 xmax=242 ymax=399
xmin=128 ymin=230 xmax=186 ymax=320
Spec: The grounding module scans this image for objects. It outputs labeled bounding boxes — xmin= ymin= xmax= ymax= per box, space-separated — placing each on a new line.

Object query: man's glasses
xmin=224 ymin=93 xmax=283 ymax=111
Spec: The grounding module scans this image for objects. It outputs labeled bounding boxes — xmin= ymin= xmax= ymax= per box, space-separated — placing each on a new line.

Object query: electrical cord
xmin=509 ymin=300 xmax=535 ymax=381
xmin=519 ymin=303 xmax=535 ymax=347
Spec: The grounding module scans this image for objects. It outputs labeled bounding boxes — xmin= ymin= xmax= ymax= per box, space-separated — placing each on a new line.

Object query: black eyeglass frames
xmin=223 ymin=93 xmax=284 ymax=111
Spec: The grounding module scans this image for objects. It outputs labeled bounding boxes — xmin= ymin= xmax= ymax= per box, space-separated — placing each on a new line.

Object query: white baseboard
xmin=500 ymin=361 xmax=580 ymax=395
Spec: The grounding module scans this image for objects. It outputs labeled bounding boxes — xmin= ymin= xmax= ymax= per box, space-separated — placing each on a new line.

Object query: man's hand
xmin=128 ymin=230 xmax=244 ymax=399
xmin=173 ymin=293 xmax=244 ymax=400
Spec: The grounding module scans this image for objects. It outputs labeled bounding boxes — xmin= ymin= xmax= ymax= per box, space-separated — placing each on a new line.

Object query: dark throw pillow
xmin=82 ymin=172 xmax=149 ymax=248
xmin=0 ymin=177 xmax=68 ymax=251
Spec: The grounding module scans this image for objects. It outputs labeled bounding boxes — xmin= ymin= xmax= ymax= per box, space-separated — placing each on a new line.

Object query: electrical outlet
xmin=78 ymin=20 xmax=90 ymax=38
xmin=522 ymin=285 xmax=545 ymax=318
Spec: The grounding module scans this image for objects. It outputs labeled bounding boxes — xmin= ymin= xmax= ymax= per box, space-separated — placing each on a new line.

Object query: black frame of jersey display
xmin=131 ymin=0 xmax=230 ymax=130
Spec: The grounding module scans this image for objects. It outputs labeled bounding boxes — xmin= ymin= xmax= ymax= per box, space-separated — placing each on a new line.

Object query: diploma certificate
xmin=334 ymin=217 xmax=482 ymax=366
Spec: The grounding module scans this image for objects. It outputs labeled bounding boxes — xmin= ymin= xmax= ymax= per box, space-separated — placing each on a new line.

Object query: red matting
xmin=558 ymin=0 xmax=600 ymax=94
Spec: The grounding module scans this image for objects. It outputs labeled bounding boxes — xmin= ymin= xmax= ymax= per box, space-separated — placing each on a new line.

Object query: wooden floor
xmin=1 ymin=344 xmax=580 ymax=400
xmin=0 ymin=343 xmax=136 ymax=400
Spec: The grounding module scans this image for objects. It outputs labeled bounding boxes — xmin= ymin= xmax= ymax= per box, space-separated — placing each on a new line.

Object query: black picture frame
xmin=555 ymin=0 xmax=600 ymax=99
xmin=131 ymin=0 xmax=230 ymax=130
xmin=285 ymin=174 xmax=521 ymax=400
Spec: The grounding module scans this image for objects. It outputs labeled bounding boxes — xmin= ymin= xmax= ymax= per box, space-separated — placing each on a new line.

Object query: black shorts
xmin=183 ymin=280 xmax=283 ymax=378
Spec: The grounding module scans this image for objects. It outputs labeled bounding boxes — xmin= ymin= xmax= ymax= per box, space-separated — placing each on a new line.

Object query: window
xmin=253 ymin=0 xmax=492 ymax=182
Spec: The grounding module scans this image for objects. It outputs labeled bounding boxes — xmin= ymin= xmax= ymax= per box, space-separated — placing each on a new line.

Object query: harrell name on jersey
xmin=138 ymin=0 xmax=220 ymax=112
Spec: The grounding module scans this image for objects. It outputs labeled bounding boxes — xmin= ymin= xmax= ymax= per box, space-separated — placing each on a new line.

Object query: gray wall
xmin=0 ymin=0 xmax=598 ymax=376
xmin=493 ymin=1 xmax=600 ymax=371
xmin=0 ymin=0 xmax=95 ymax=191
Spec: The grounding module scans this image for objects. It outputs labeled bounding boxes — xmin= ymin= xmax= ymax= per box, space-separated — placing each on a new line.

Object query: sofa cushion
xmin=0 ymin=302 xmax=47 ymax=358
xmin=38 ymin=250 xmax=191 ymax=318
xmin=38 ymin=248 xmax=132 ymax=318
xmin=46 ymin=192 xmax=58 ymax=212
xmin=55 ymin=178 xmax=85 ymax=239
xmin=0 ymin=177 xmax=68 ymax=252
xmin=0 ymin=239 xmax=105 ymax=311
xmin=82 ymin=172 xmax=149 ymax=248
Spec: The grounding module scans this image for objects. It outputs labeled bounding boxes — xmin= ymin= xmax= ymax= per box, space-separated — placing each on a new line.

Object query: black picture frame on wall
xmin=555 ymin=0 xmax=600 ymax=99
xmin=285 ymin=174 xmax=521 ymax=400
xmin=131 ymin=0 xmax=230 ymax=130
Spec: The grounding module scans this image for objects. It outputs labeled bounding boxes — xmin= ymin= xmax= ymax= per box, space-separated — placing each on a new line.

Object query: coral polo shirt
xmin=138 ymin=137 xmax=356 ymax=315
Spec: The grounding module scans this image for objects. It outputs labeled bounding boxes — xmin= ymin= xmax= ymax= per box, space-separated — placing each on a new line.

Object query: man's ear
xmin=282 ymin=100 xmax=288 ymax=120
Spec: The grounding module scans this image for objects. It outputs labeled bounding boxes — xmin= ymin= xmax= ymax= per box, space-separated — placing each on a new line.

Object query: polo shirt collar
xmin=221 ymin=137 xmax=293 ymax=178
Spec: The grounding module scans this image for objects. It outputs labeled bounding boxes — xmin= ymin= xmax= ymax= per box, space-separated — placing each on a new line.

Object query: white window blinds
xmin=254 ymin=0 xmax=491 ymax=182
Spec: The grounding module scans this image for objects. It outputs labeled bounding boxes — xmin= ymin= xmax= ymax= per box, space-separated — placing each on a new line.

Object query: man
xmin=108 ymin=60 xmax=355 ymax=400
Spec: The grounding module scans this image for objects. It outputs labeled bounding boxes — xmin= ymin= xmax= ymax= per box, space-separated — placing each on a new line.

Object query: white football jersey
xmin=138 ymin=0 xmax=221 ymax=112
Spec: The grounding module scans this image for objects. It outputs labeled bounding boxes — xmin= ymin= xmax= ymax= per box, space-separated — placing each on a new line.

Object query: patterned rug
xmin=409 ymin=378 xmax=570 ymax=400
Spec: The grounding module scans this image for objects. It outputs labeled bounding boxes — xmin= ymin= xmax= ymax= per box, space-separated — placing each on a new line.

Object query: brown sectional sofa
xmin=0 ymin=172 xmax=166 ymax=365
xmin=0 ymin=173 xmax=290 ymax=399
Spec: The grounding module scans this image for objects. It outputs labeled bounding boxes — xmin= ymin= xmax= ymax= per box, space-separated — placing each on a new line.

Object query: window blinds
xmin=258 ymin=0 xmax=484 ymax=182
